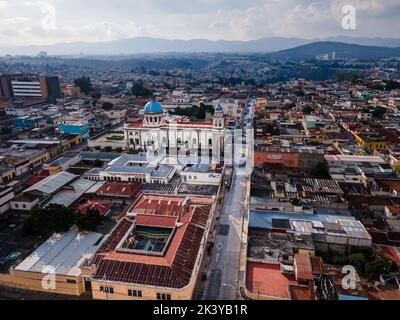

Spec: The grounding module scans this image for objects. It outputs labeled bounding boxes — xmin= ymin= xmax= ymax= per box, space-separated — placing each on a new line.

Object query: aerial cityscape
xmin=0 ymin=0 xmax=400 ymax=305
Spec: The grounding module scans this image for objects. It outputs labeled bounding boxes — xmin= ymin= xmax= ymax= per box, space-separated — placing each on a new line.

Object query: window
xmin=128 ymin=289 xmax=142 ymax=298
xmin=15 ymin=203 xmax=19 ymax=208
xmin=156 ymin=293 xmax=172 ymax=300
xmin=66 ymin=279 xmax=77 ymax=284
xmin=100 ymin=286 xmax=114 ymax=294
xmin=22 ymin=204 xmax=27 ymax=209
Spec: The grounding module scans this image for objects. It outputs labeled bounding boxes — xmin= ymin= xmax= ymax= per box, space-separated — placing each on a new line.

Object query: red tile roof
xmin=96 ymin=182 xmax=141 ymax=198
xmin=130 ymin=195 xmax=187 ymax=217
xmin=290 ymin=285 xmax=313 ymax=300
xmin=386 ymin=206 xmax=400 ymax=216
xmin=135 ymin=214 xmax=177 ymax=228
xmin=78 ymin=200 xmax=113 ymax=216
xmin=375 ymin=245 xmax=400 ymax=268
xmin=97 ymin=218 xmax=134 ymax=254
xmin=92 ymin=205 xmax=211 ymax=289
xmin=24 ymin=170 xmax=50 ymax=187
xmin=294 ymin=254 xmax=313 ymax=281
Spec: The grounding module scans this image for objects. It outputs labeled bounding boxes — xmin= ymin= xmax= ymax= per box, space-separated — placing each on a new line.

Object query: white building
xmin=180 ymin=163 xmax=223 ymax=186
xmin=212 ymin=98 xmax=242 ymax=119
xmin=124 ymin=100 xmax=226 ymax=164
xmin=99 ymin=154 xmax=176 ymax=184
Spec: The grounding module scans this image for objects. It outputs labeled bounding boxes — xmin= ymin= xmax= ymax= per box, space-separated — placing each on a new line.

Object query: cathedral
xmin=124 ymin=99 xmax=227 ymax=163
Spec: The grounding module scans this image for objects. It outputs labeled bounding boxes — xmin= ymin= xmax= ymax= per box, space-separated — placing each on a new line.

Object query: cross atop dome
xmin=215 ymin=104 xmax=224 ymax=113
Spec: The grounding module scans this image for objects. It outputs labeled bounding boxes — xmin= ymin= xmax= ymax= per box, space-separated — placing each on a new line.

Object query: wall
xmin=10 ymin=199 xmax=39 ymax=211
xmin=58 ymin=123 xmax=89 ymax=140
xmin=91 ymin=281 xmax=194 ymax=300
xmin=180 ymin=171 xmax=222 ymax=186
xmin=0 ymin=269 xmax=84 ymax=296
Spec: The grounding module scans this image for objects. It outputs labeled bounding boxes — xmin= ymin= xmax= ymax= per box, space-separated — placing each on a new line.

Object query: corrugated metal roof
xmin=45 ymin=178 xmax=97 ymax=208
xmin=24 ymin=171 xmax=78 ymax=195
xmin=15 ymin=231 xmax=103 ymax=276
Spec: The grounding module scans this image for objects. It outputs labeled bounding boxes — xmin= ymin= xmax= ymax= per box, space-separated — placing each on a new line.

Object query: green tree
xmin=93 ymin=159 xmax=103 ymax=168
xmin=348 ymin=253 xmax=367 ymax=273
xmin=385 ymin=80 xmax=400 ymax=91
xmin=91 ymin=91 xmax=102 ymax=100
xmin=372 ymin=106 xmax=386 ymax=119
xmin=74 ymin=209 xmax=103 ymax=232
xmin=74 ymin=76 xmax=93 ymax=95
xmin=303 ymin=106 xmax=313 ymax=115
xmin=311 ymin=162 xmax=330 ymax=179
xmin=365 ymin=252 xmax=393 ymax=280
xmin=102 ymin=102 xmax=114 ymax=110
xmin=23 ymin=205 xmax=75 ymax=237
xmin=131 ymin=83 xmax=153 ymax=97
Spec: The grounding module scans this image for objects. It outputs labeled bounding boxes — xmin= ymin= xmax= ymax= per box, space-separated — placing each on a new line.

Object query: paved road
xmin=203 ymin=97 xmax=254 ymax=300
xmin=203 ymin=170 xmax=248 ymax=300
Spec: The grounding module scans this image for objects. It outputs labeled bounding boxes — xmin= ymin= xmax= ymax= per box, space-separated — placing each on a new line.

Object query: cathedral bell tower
xmin=213 ymin=105 xmax=225 ymax=129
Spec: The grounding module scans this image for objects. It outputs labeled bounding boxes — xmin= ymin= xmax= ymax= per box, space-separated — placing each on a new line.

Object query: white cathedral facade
xmin=124 ymin=100 xmax=227 ymax=163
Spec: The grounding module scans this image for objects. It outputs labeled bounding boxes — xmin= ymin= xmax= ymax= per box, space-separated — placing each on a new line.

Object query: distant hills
xmin=2 ymin=36 xmax=308 ymax=56
xmin=268 ymin=41 xmax=400 ymax=60
xmin=2 ymin=36 xmax=400 ymax=58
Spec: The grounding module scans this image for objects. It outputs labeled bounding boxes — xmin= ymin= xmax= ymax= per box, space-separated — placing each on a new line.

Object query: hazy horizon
xmin=0 ymin=0 xmax=399 ymax=48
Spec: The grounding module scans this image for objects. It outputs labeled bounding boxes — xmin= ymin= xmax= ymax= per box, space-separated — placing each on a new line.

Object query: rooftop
xmin=92 ymin=201 xmax=211 ymax=288
xmin=78 ymin=200 xmax=113 ymax=216
xmin=24 ymin=171 xmax=78 ymax=195
xmin=96 ymin=181 xmax=141 ymax=198
xmin=246 ymin=262 xmax=292 ymax=299
xmin=79 ymin=151 xmax=121 ymax=162
xmin=15 ymin=231 xmax=103 ymax=277
xmin=45 ymin=178 xmax=97 ymax=208
xmin=249 ymin=209 xmax=371 ymax=241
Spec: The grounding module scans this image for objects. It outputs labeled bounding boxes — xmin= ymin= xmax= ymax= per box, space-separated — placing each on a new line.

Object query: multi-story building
xmin=388 ymin=151 xmax=400 ymax=174
xmin=90 ymin=195 xmax=213 ymax=300
xmin=0 ymin=75 xmax=13 ymax=98
xmin=354 ymin=132 xmax=388 ymax=152
xmin=124 ymin=100 xmax=226 ymax=163
xmin=57 ymin=120 xmax=90 ymax=140
xmin=11 ymin=75 xmax=48 ymax=98
xmin=0 ymin=74 xmax=61 ymax=102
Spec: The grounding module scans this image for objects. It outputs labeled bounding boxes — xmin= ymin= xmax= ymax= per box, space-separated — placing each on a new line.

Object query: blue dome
xmin=215 ymin=105 xmax=223 ymax=112
xmin=144 ymin=100 xmax=163 ymax=113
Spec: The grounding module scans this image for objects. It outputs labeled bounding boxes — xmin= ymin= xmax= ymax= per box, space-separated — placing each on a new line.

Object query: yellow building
xmin=0 ymin=231 xmax=103 ymax=297
xmin=90 ymin=196 xmax=213 ymax=300
xmin=388 ymin=152 xmax=400 ymax=174
xmin=354 ymin=133 xmax=387 ymax=152
xmin=61 ymin=134 xmax=82 ymax=150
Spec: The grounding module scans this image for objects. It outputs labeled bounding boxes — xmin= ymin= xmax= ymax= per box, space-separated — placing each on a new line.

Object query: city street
xmin=203 ymin=172 xmax=248 ymax=300
xmin=203 ymin=97 xmax=254 ymax=300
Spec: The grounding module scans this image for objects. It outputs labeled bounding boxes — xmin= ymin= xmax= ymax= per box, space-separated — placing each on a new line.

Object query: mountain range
xmin=2 ymin=36 xmax=400 ymax=57
xmin=269 ymin=41 xmax=400 ymax=60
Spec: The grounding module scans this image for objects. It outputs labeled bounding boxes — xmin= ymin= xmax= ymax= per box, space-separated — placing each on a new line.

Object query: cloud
xmin=0 ymin=0 xmax=398 ymax=46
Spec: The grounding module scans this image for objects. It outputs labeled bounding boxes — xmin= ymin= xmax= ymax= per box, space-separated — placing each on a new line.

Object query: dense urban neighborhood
xmin=0 ymin=43 xmax=399 ymax=302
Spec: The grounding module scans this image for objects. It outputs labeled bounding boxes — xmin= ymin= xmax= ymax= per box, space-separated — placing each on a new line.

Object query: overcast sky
xmin=0 ymin=0 xmax=399 ymax=46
